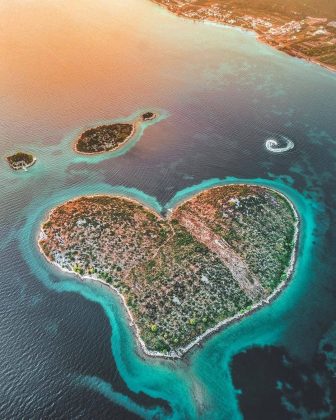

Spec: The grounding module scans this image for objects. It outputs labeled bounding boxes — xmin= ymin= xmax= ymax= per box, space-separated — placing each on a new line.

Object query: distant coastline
xmin=38 ymin=184 xmax=299 ymax=359
xmin=151 ymin=0 xmax=336 ymax=73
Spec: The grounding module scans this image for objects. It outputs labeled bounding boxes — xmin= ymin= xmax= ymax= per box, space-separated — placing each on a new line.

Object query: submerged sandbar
xmin=38 ymin=185 xmax=298 ymax=358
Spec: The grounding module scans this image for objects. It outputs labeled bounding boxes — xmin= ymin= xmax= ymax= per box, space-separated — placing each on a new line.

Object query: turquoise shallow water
xmin=18 ymin=177 xmax=316 ymax=419
xmin=1 ymin=0 xmax=336 ymax=418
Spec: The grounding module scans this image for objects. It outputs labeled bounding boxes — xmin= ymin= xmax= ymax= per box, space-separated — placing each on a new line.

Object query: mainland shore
xmin=152 ymin=0 xmax=336 ymax=74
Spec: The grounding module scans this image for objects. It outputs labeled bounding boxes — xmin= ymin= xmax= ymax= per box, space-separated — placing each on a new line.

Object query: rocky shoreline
xmin=73 ymin=111 xmax=159 ymax=155
xmin=152 ymin=0 xmax=336 ymax=73
xmin=38 ymin=185 xmax=299 ymax=359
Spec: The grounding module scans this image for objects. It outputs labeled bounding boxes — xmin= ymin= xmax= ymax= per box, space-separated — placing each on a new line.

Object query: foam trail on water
xmin=265 ymin=136 xmax=294 ymax=153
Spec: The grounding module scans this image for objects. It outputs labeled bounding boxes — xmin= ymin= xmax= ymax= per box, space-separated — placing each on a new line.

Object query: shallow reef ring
xmin=37 ymin=182 xmax=299 ymax=359
xmin=265 ymin=136 xmax=294 ymax=153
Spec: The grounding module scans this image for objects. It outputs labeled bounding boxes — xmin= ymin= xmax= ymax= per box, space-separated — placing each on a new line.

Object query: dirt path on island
xmin=176 ymin=211 xmax=265 ymax=300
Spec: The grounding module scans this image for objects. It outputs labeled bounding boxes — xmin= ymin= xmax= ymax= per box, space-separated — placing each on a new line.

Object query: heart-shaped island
xmin=39 ymin=185 xmax=298 ymax=357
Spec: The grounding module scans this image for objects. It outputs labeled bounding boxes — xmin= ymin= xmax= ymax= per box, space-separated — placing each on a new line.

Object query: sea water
xmin=0 ymin=0 xmax=335 ymax=418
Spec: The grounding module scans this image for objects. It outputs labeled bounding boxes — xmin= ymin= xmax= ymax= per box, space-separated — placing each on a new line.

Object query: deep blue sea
xmin=1 ymin=0 xmax=336 ymax=418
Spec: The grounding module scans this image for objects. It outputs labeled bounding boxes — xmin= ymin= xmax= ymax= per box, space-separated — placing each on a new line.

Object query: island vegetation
xmin=39 ymin=185 xmax=298 ymax=357
xmin=152 ymin=0 xmax=336 ymax=72
xmin=74 ymin=111 xmax=158 ymax=154
xmin=142 ymin=112 xmax=156 ymax=121
xmin=6 ymin=152 xmax=36 ymax=171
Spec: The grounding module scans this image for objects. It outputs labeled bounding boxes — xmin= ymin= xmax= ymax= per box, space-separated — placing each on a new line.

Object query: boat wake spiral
xmin=265 ymin=136 xmax=294 ymax=153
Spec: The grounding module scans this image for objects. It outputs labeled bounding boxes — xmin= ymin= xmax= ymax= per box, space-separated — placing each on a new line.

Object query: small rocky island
xmin=6 ymin=152 xmax=36 ymax=170
xmin=39 ymin=185 xmax=298 ymax=357
xmin=142 ymin=112 xmax=156 ymax=121
xmin=74 ymin=111 xmax=158 ymax=154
